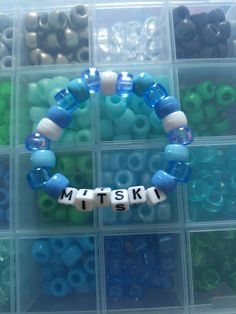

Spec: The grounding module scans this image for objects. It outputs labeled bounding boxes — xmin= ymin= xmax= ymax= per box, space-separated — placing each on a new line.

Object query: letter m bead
xmin=58 ymin=187 xmax=78 ymax=205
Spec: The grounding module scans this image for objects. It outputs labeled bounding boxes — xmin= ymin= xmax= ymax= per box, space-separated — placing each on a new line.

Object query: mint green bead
xmin=52 ymin=76 xmax=70 ymax=89
xmin=77 ymin=154 xmax=92 ymax=174
xmin=30 ymin=107 xmax=48 ymax=123
xmin=67 ymin=118 xmax=78 ymax=131
xmin=105 ymin=95 xmax=126 ymax=120
xmin=141 ymin=101 xmax=153 ymax=115
xmin=101 ymin=119 xmax=114 ymax=141
xmin=27 ymin=82 xmax=46 ymax=106
xmin=133 ymin=72 xmax=155 ymax=97
xmin=75 ymin=129 xmax=92 ymax=143
xmin=204 ymin=102 xmax=218 ymax=122
xmin=60 ymin=130 xmax=75 ymax=144
xmin=48 ymin=87 xmax=63 ymax=107
xmin=131 ymin=114 xmax=151 ymax=137
xmin=114 ymin=108 xmax=135 ymax=130
xmin=76 ymin=101 xmax=91 ymax=128
xmin=129 ymin=94 xmax=144 ymax=114
xmin=37 ymin=78 xmax=56 ymax=102
xmin=149 ymin=111 xmax=163 ymax=132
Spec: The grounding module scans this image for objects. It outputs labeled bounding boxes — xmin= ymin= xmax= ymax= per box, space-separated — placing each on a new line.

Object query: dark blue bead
xmin=128 ymin=283 xmax=143 ymax=301
xmin=190 ymin=12 xmax=209 ymax=28
xmin=27 ymin=167 xmax=51 ymax=190
xmin=108 ymin=258 xmax=122 ymax=276
xmin=158 ymin=235 xmax=175 ymax=255
xmin=144 ymin=250 xmax=156 ymax=266
xmin=0 ymin=188 xmax=9 ymax=207
xmin=143 ymin=83 xmax=168 ymax=108
xmin=106 ymin=237 xmax=124 ymax=253
xmin=47 ymin=106 xmax=72 ymax=128
xmin=175 ymin=19 xmax=197 ymax=43
xmin=116 ymin=72 xmax=133 ymax=98
xmin=0 ymin=208 xmax=7 ymax=221
xmin=173 ymin=6 xmax=190 ymax=26
xmin=32 ymin=240 xmax=51 ymax=264
xmin=199 ymin=46 xmax=217 ymax=58
xmin=161 ymin=256 xmax=177 ymax=272
xmin=166 ymin=161 xmax=192 ymax=183
xmin=42 ymin=267 xmax=54 ymax=281
xmin=131 ymin=236 xmax=147 ymax=253
xmin=49 ymin=238 xmax=73 ymax=254
xmin=155 ymin=96 xmax=180 ymax=119
xmin=151 ymin=170 xmax=177 ymax=194
xmin=44 ymin=173 xmax=69 ymax=199
xmin=218 ymin=21 xmax=231 ymax=41
xmin=208 ymin=8 xmax=225 ymax=24
xmin=54 ymin=89 xmax=79 ymax=113
xmin=107 ymin=278 xmax=125 ymax=302
xmin=162 ymin=272 xmax=175 ymax=289
xmin=217 ymin=42 xmax=228 ymax=58
xmin=200 ymin=24 xmax=221 ymax=45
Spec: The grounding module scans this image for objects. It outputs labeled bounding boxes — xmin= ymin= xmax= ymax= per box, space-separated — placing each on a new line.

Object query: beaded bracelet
xmin=25 ymin=69 xmax=194 ymax=212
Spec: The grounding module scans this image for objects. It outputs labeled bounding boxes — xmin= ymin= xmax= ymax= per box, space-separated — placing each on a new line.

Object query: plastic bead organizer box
xmin=1 ymin=0 xmax=236 ymax=314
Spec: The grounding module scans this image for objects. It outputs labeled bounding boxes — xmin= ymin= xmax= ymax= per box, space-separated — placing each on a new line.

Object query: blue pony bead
xmin=164 ymin=144 xmax=189 ymax=162
xmin=116 ymin=72 xmax=133 ymax=98
xmin=60 ymin=243 xmax=82 ymax=267
xmin=27 ymin=167 xmax=51 ymax=189
xmin=81 ymin=67 xmax=101 ymax=93
xmin=78 ymin=236 xmax=95 ymax=252
xmin=168 ymin=126 xmax=194 ymax=145
xmin=67 ymin=267 xmax=87 ymax=288
xmin=32 ymin=240 xmax=51 ymax=264
xmin=68 ymin=78 xmax=90 ymax=102
xmin=143 ymin=83 xmax=168 ymax=108
xmin=47 ymin=106 xmax=73 ymax=128
xmin=25 ymin=132 xmax=51 ymax=151
xmin=166 ymin=161 xmax=192 ymax=183
xmin=44 ymin=173 xmax=69 ymax=199
xmin=54 ymin=89 xmax=79 ymax=113
xmin=49 ymin=238 xmax=73 ymax=255
xmin=30 ymin=150 xmax=56 ymax=169
xmin=155 ymin=96 xmax=180 ymax=119
xmin=151 ymin=170 xmax=177 ymax=194
xmin=50 ymin=277 xmax=71 ymax=297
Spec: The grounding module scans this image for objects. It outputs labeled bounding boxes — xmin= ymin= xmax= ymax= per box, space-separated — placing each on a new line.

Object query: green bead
xmin=0 ymin=100 xmax=7 ymax=115
xmin=57 ymin=156 xmax=76 ymax=176
xmin=182 ymin=92 xmax=202 ymax=113
xmin=52 ymin=206 xmax=68 ymax=222
xmin=204 ymin=102 xmax=218 ymax=122
xmin=68 ymin=207 xmax=92 ymax=225
xmin=187 ymin=108 xmax=205 ymax=125
xmin=192 ymin=232 xmax=213 ymax=248
xmin=195 ymin=81 xmax=215 ymax=101
xmin=75 ymin=129 xmax=92 ymax=143
xmin=215 ymin=84 xmax=236 ymax=107
xmin=227 ymin=271 xmax=236 ymax=291
xmin=196 ymin=122 xmax=210 ymax=134
xmin=40 ymin=209 xmax=55 ymax=223
xmin=60 ymin=130 xmax=75 ymax=144
xmin=197 ymin=268 xmax=221 ymax=291
xmin=0 ymin=125 xmax=9 ymax=142
xmin=3 ymin=110 xmax=10 ymax=124
xmin=0 ymin=81 xmax=11 ymax=99
xmin=211 ymin=116 xmax=229 ymax=135
xmin=191 ymin=245 xmax=208 ymax=268
xmin=37 ymin=191 xmax=57 ymax=212
xmin=70 ymin=170 xmax=87 ymax=188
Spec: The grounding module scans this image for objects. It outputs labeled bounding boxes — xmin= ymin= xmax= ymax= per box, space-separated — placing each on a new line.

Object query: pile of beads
xmin=31 ymin=236 xmax=95 ymax=298
xmin=0 ymin=240 xmax=10 ymax=309
xmin=0 ymin=161 xmax=9 ymax=226
xmin=25 ymin=69 xmax=194 ymax=211
xmin=0 ymin=80 xmax=10 ymax=145
xmin=0 ymin=13 xmax=15 ymax=69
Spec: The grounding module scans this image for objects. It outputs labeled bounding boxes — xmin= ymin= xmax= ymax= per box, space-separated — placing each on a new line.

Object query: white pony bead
xmin=37 ymin=117 xmax=62 ymax=141
xmin=162 ymin=111 xmax=188 ymax=133
xmin=146 ymin=187 xmax=166 ymax=206
xmin=75 ymin=189 xmax=95 ymax=211
xmin=58 ymin=187 xmax=78 ymax=205
xmin=111 ymin=189 xmax=129 ymax=212
xmin=94 ymin=187 xmax=111 ymax=208
xmin=128 ymin=186 xmax=146 ymax=205
xmin=100 ymin=71 xmax=118 ymax=95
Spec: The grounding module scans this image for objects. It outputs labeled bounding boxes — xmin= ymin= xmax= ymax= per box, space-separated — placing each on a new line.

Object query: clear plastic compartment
xmin=0 ymin=153 xmax=10 ymax=230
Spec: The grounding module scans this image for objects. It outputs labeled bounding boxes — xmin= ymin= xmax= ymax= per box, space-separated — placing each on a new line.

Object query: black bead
xmin=173 ymin=6 xmax=190 ymax=25
xmin=175 ymin=19 xmax=197 ymax=43
xmin=217 ymin=42 xmax=228 ymax=57
xmin=190 ymin=12 xmax=209 ymax=28
xmin=208 ymin=8 xmax=225 ymax=24
xmin=200 ymin=24 xmax=221 ymax=45
xmin=218 ymin=21 xmax=231 ymax=41
xmin=182 ymin=34 xmax=202 ymax=56
xmin=199 ymin=46 xmax=218 ymax=58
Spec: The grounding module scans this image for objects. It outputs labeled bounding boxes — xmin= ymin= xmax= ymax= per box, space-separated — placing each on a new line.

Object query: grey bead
xmin=24 ymin=12 xmax=39 ymax=32
xmin=0 ymin=42 xmax=8 ymax=59
xmin=60 ymin=28 xmax=79 ymax=49
xmin=38 ymin=13 xmax=50 ymax=32
xmin=78 ymin=27 xmax=88 ymax=41
xmin=29 ymin=48 xmax=42 ymax=64
xmin=24 ymin=32 xmax=38 ymax=50
xmin=70 ymin=5 xmax=88 ymax=27
xmin=48 ymin=10 xmax=68 ymax=31
xmin=0 ymin=56 xmax=15 ymax=69
xmin=0 ymin=14 xmax=10 ymax=32
xmin=34 ymin=52 xmax=54 ymax=65
xmin=1 ymin=28 xmax=14 ymax=49
xmin=43 ymin=32 xmax=61 ymax=54
xmin=55 ymin=53 xmax=69 ymax=64
xmin=76 ymin=46 xmax=89 ymax=63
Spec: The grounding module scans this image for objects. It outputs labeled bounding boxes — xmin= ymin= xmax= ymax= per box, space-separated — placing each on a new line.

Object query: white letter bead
xmin=75 ymin=189 xmax=95 ymax=211
xmin=162 ymin=111 xmax=188 ymax=133
xmin=94 ymin=187 xmax=111 ymax=208
xmin=58 ymin=187 xmax=78 ymax=205
xmin=37 ymin=117 xmax=62 ymax=141
xmin=146 ymin=187 xmax=166 ymax=206
xmin=128 ymin=186 xmax=146 ymax=205
xmin=100 ymin=71 xmax=118 ymax=96
xmin=111 ymin=189 xmax=129 ymax=212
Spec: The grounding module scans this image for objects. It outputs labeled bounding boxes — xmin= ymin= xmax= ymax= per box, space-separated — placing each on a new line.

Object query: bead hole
xmin=110 ymin=95 xmax=121 ymax=104
xmin=119 ymin=174 xmax=128 ymax=184
xmin=76 ymin=6 xmax=86 ymax=17
xmin=36 ymin=252 xmax=46 ymax=260
xmin=223 ymin=92 xmax=232 ymax=101
xmin=4 ymin=58 xmax=12 ymax=68
xmin=44 ymin=199 xmax=54 ymax=208
xmin=207 ymin=84 xmax=213 ymax=94
xmin=40 ymin=15 xmax=48 ymax=25
xmin=55 ymin=283 xmax=62 ymax=292
xmin=72 ymin=274 xmax=81 ymax=283
xmin=80 ymin=50 xmax=89 ymax=62
xmin=130 ymin=157 xmax=139 ymax=167
xmin=58 ymin=13 xmax=66 ymax=26
xmin=135 ymin=117 xmax=145 ymax=128
xmin=5 ymin=29 xmax=13 ymax=39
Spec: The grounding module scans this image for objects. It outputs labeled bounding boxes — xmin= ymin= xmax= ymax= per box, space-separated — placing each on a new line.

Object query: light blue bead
xmin=164 ymin=144 xmax=189 ymax=162
xmin=25 ymin=132 xmax=51 ymax=151
xmin=31 ymin=150 xmax=56 ymax=168
xmin=27 ymin=167 xmax=51 ymax=189
xmin=31 ymin=240 xmax=51 ymax=264
xmin=67 ymin=267 xmax=87 ymax=288
xmin=78 ymin=236 xmax=95 ymax=252
xmin=49 ymin=255 xmax=67 ymax=276
xmin=108 ymin=152 xmax=127 ymax=171
xmin=168 ymin=126 xmax=194 ymax=145
xmin=131 ymin=114 xmax=151 ymax=137
xmin=60 ymin=244 xmax=82 ymax=267
xmin=127 ymin=151 xmax=147 ymax=173
xmin=155 ymin=96 xmax=180 ymax=119
xmin=118 ymin=209 xmax=133 ymax=223
xmin=116 ymin=72 xmax=133 ymax=98
xmin=133 ymin=72 xmax=155 ymax=97
xmin=128 ymin=283 xmax=143 ymax=300
xmin=114 ymin=108 xmax=135 ymax=130
xmin=137 ymin=204 xmax=156 ymax=223
xmin=81 ymin=68 xmax=101 ymax=93
xmin=68 ymin=78 xmax=90 ymax=102
xmin=157 ymin=202 xmax=171 ymax=222
xmin=44 ymin=173 xmax=69 ymax=198
xmin=30 ymin=107 xmax=48 ymax=123
xmin=151 ymin=170 xmax=177 ymax=194
xmin=83 ymin=255 xmax=95 ymax=274
xmin=100 ymin=119 xmax=114 ymax=141
xmin=42 ymin=281 xmax=52 ymax=295
xmin=102 ymin=171 xmax=113 ymax=187
xmin=166 ymin=161 xmax=192 ymax=183
xmin=48 ymin=87 xmax=63 ymax=107
xmin=54 ymin=88 xmax=79 ymax=113
xmin=50 ymin=277 xmax=71 ymax=297
xmin=47 ymin=106 xmax=72 ymax=128
xmin=105 ymin=95 xmax=126 ymax=120
xmin=0 ymin=188 xmax=9 ymax=206
xmin=143 ymin=83 xmax=168 ymax=108
xmin=114 ymin=169 xmax=136 ymax=188
xmin=49 ymin=238 xmax=73 ymax=255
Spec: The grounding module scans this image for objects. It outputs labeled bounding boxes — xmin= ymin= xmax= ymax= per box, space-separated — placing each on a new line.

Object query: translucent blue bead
xmin=133 ymin=72 xmax=155 ymax=97
xmin=151 ymin=170 xmax=177 ymax=194
xmin=143 ymin=83 xmax=168 ymax=108
xmin=128 ymin=283 xmax=143 ymax=300
xmin=44 ymin=173 xmax=69 ymax=199
xmin=116 ymin=72 xmax=133 ymax=98
xmin=25 ymin=132 xmax=51 ymax=151
xmin=166 ymin=161 xmax=192 ymax=183
xmin=164 ymin=144 xmax=189 ymax=162
xmin=168 ymin=126 xmax=194 ymax=145
xmin=108 ymin=278 xmax=125 ymax=302
xmin=31 ymin=150 xmax=56 ymax=169
xmin=158 ymin=235 xmax=175 ymax=255
xmin=50 ymin=277 xmax=71 ymax=297
xmin=47 ymin=106 xmax=72 ymax=129
xmin=161 ymin=256 xmax=177 ymax=272
xmin=155 ymin=96 xmax=180 ymax=119
xmin=67 ymin=267 xmax=87 ymax=288
xmin=81 ymin=67 xmax=101 ymax=93
xmin=60 ymin=244 xmax=82 ymax=267
xmin=49 ymin=238 xmax=73 ymax=255
xmin=54 ymin=88 xmax=79 ymax=113
xmin=31 ymin=240 xmax=51 ymax=264
xmin=27 ymin=167 xmax=51 ymax=189
xmin=68 ymin=78 xmax=90 ymax=102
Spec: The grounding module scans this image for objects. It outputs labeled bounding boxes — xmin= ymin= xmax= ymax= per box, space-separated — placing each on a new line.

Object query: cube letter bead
xmin=146 ymin=187 xmax=166 ymax=206
xmin=75 ymin=189 xmax=95 ymax=211
xmin=37 ymin=117 xmax=62 ymax=141
xmin=94 ymin=187 xmax=111 ymax=208
xmin=128 ymin=186 xmax=146 ymax=205
xmin=111 ymin=189 xmax=129 ymax=212
xmin=162 ymin=111 xmax=188 ymax=133
xmin=58 ymin=187 xmax=78 ymax=205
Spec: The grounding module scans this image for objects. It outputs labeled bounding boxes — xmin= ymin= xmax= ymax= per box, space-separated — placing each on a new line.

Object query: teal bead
xmin=129 ymin=94 xmax=144 ymax=114
xmin=114 ymin=108 xmax=135 ymax=130
xmin=131 ymin=114 xmax=151 ymax=137
xmin=59 ymin=130 xmax=75 ymax=144
xmin=75 ymin=101 xmax=91 ymax=128
xmin=31 ymin=150 xmax=56 ymax=168
xmin=164 ymin=144 xmax=189 ymax=162
xmin=68 ymin=78 xmax=90 ymax=102
xmin=133 ymin=72 xmax=155 ymax=97
xmin=27 ymin=82 xmax=45 ymax=106
xmin=75 ymin=129 xmax=91 ymax=143
xmin=48 ymin=87 xmax=64 ymax=107
xmin=105 ymin=95 xmax=126 ymax=120
xmin=149 ymin=111 xmax=163 ymax=132
xmin=37 ymin=78 xmax=56 ymax=102
xmin=52 ymin=76 xmax=70 ymax=89
xmin=101 ymin=119 xmax=114 ymax=141
xmin=30 ymin=106 xmax=48 ymax=123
